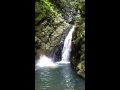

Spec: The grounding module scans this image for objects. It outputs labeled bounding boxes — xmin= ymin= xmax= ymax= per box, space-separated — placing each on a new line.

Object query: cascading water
xmin=62 ymin=25 xmax=75 ymax=61
xmin=47 ymin=24 xmax=74 ymax=62
xmin=57 ymin=25 xmax=75 ymax=64
xmin=35 ymin=25 xmax=75 ymax=67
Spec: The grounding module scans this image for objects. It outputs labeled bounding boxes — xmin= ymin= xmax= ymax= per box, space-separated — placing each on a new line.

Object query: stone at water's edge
xmin=77 ymin=71 xmax=85 ymax=78
xmin=76 ymin=61 xmax=85 ymax=78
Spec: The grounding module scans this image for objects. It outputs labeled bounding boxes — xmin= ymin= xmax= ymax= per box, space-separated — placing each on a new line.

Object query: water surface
xmin=35 ymin=64 xmax=85 ymax=90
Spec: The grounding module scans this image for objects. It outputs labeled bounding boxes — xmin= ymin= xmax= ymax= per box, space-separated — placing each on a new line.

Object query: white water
xmin=35 ymin=25 xmax=75 ymax=67
xmin=35 ymin=55 xmax=57 ymax=67
xmin=61 ymin=25 xmax=75 ymax=62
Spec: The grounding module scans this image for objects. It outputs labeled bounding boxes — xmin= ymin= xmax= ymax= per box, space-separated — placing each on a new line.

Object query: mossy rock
xmin=77 ymin=70 xmax=85 ymax=78
xmin=41 ymin=37 xmax=49 ymax=43
xmin=71 ymin=57 xmax=76 ymax=66
xmin=76 ymin=61 xmax=85 ymax=78
xmin=80 ymin=53 xmax=85 ymax=62
xmin=45 ymin=43 xmax=50 ymax=50
xmin=76 ymin=61 xmax=85 ymax=71
xmin=81 ymin=44 xmax=85 ymax=54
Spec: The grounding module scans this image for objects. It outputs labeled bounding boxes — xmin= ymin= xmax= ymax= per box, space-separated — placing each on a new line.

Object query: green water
xmin=35 ymin=64 xmax=85 ymax=90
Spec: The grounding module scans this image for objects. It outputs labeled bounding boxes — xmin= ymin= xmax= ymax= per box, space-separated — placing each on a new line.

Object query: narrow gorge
xmin=35 ymin=0 xmax=85 ymax=90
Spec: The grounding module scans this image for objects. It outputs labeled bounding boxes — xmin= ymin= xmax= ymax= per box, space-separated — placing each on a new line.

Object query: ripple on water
xmin=35 ymin=64 xmax=85 ymax=90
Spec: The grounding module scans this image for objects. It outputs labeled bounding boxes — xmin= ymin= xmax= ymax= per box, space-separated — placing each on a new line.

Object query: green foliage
xmin=75 ymin=16 xmax=80 ymax=18
xmin=35 ymin=0 xmax=61 ymax=21
xmin=79 ymin=0 xmax=85 ymax=16
xmin=35 ymin=13 xmax=46 ymax=21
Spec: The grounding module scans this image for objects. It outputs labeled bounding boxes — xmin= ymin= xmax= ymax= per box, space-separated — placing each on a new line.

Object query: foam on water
xmin=35 ymin=55 xmax=57 ymax=67
xmin=55 ymin=61 xmax=70 ymax=64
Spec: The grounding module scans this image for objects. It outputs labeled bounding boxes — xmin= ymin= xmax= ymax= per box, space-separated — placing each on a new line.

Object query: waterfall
xmin=61 ymin=25 xmax=75 ymax=61
xmin=47 ymin=24 xmax=74 ymax=62
xmin=56 ymin=25 xmax=75 ymax=64
xmin=35 ymin=25 xmax=75 ymax=67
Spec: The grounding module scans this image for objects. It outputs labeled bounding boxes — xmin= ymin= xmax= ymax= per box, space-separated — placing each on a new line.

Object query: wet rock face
xmin=47 ymin=44 xmax=63 ymax=62
xmin=46 ymin=25 xmax=73 ymax=62
xmin=49 ymin=0 xmax=78 ymax=23
xmin=76 ymin=61 xmax=85 ymax=78
xmin=71 ymin=21 xmax=85 ymax=78
xmin=35 ymin=16 xmax=70 ymax=60
xmin=71 ymin=0 xmax=85 ymax=78
xmin=61 ymin=1 xmax=77 ymax=23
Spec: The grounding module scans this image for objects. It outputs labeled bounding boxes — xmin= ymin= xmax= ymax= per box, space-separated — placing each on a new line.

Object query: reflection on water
xmin=35 ymin=64 xmax=85 ymax=90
